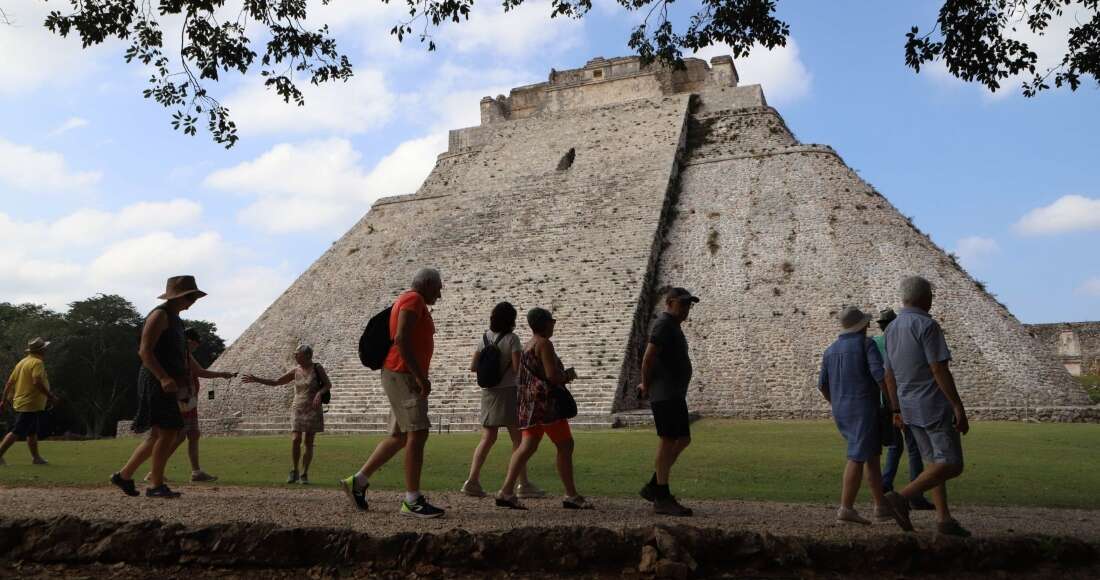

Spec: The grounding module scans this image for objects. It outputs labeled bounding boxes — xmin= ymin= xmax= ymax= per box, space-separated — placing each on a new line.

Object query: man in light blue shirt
xmin=882 ymin=276 xmax=971 ymax=538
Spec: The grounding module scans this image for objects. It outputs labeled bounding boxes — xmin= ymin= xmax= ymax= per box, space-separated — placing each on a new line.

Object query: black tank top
xmin=146 ymin=304 xmax=188 ymax=377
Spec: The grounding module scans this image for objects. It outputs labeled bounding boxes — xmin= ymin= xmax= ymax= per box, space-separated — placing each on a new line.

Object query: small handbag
xmin=550 ymin=384 xmax=578 ymax=420
xmin=524 ymin=351 xmax=578 ymax=421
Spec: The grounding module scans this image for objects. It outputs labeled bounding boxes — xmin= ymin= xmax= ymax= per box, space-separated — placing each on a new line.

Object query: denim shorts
xmin=909 ymin=416 xmax=964 ymax=465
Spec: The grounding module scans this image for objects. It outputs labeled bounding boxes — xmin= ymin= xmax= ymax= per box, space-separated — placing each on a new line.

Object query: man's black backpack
xmin=476 ymin=332 xmax=507 ymax=388
xmin=358 ymin=306 xmax=393 ymax=370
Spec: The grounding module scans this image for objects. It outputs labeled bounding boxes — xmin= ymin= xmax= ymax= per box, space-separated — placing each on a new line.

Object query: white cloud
xmin=0 ymin=199 xmax=284 ymax=342
xmin=0 ymin=137 xmax=102 ymax=192
xmin=88 ymin=231 xmax=225 ymax=285
xmin=1014 ymin=195 xmax=1100 ymax=236
xmin=0 ymin=199 xmax=203 ymax=252
xmin=0 ymin=0 xmax=109 ymax=95
xmin=205 ymin=139 xmax=371 ymax=201
xmin=224 ymin=69 xmax=395 ymax=136
xmin=365 ymin=133 xmax=448 ymax=195
xmin=49 ymin=117 xmax=90 ymax=137
xmin=206 ymin=136 xmax=444 ymax=234
xmin=953 ymin=235 xmax=1000 ymax=269
xmin=1077 ymin=277 xmax=1100 ymax=297
xmin=694 ymin=39 xmax=812 ymax=105
xmin=439 ymin=2 xmax=583 ymax=58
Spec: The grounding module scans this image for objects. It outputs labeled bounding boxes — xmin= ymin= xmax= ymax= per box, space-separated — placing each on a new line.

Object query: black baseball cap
xmin=666 ymin=287 xmax=700 ymax=303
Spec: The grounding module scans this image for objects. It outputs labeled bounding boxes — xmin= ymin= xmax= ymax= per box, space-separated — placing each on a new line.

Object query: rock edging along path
xmin=0 ymin=516 xmax=1096 ymax=578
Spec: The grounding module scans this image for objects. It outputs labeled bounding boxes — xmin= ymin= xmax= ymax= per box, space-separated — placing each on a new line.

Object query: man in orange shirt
xmin=341 ymin=268 xmax=445 ymax=518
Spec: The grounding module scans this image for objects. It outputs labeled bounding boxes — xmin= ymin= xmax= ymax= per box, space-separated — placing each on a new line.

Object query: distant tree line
xmin=0 ymin=295 xmax=226 ymax=437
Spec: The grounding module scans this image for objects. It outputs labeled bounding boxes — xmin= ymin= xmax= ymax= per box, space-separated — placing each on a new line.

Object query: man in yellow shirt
xmin=1 ymin=337 xmax=58 ymax=465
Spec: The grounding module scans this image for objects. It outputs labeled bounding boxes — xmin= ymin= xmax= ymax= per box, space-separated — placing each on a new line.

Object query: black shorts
xmin=650 ymin=398 xmax=691 ymax=439
xmin=132 ymin=368 xmax=184 ymax=433
xmin=11 ymin=411 xmax=48 ymax=438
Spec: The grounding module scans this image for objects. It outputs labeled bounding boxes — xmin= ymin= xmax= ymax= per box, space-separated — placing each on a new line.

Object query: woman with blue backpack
xmin=461 ymin=302 xmax=546 ymax=499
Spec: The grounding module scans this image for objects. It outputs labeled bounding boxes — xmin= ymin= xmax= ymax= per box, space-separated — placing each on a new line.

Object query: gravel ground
xmin=0 ymin=485 xmax=1096 ymax=541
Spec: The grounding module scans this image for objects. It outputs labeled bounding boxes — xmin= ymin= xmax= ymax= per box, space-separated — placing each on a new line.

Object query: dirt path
xmin=0 ymin=485 xmax=1096 ymax=540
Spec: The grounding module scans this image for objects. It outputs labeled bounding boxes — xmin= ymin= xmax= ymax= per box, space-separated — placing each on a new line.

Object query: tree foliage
xmin=905 ymin=1 xmax=1100 ymax=95
xmin=21 ymin=0 xmax=1100 ymax=146
xmin=0 ymin=295 xmax=227 ymax=437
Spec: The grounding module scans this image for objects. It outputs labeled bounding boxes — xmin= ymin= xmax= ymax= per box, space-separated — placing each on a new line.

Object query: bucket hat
xmin=25 ymin=337 xmax=50 ymax=353
xmin=158 ymin=275 xmax=207 ymax=301
xmin=838 ymin=306 xmax=872 ymax=334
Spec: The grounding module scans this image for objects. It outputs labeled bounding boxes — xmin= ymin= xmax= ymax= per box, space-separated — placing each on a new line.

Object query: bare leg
xmin=506 ymin=427 xmax=531 ymax=486
xmin=553 ymin=437 xmax=578 ymax=497
xmin=358 ymin=433 xmax=407 ymax=479
xmin=654 ymin=436 xmax=691 ymax=485
xmin=864 ymin=454 xmax=887 ymax=509
xmin=302 ymin=432 xmax=316 ymax=476
xmin=120 ymin=428 xmax=158 ymax=479
xmin=899 ymin=463 xmax=963 ymax=498
xmin=930 ymin=483 xmax=953 ymax=523
xmin=290 ymin=432 xmax=302 ymax=472
xmin=187 ymin=432 xmax=201 ymax=471
xmin=841 ymin=460 xmax=863 ymax=509
xmin=467 ymin=427 xmax=498 ymax=484
xmin=149 ymin=428 xmax=180 ymax=486
xmin=404 ymin=429 xmax=429 ymax=492
xmin=26 ymin=434 xmax=43 ymax=461
xmin=0 ymin=432 xmax=16 ymax=459
xmin=499 ymin=434 xmax=540 ymax=497
xmin=170 ymin=429 xmax=186 ymax=451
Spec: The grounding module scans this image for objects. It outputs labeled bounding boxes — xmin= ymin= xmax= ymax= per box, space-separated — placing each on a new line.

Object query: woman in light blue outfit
xmin=819 ymin=306 xmax=889 ymax=525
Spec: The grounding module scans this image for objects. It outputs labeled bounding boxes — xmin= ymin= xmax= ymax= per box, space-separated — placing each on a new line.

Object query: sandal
xmin=562 ymin=495 xmax=594 ymax=510
xmin=494 ymin=494 xmax=528 ymax=510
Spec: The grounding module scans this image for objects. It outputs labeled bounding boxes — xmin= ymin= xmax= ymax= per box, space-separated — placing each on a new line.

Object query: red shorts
xmin=521 ymin=420 xmax=572 ymax=444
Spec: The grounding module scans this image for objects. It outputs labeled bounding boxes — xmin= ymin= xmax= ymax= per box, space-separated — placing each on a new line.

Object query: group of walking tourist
xmin=3 ymin=269 xmax=971 ymax=536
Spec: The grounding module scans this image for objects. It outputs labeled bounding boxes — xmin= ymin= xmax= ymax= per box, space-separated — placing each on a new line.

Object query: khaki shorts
xmin=381 ymin=369 xmax=431 ymax=434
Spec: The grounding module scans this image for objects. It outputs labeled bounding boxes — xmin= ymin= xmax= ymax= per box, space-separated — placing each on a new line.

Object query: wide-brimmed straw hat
xmin=25 ymin=337 xmax=50 ymax=353
xmin=158 ymin=275 xmax=208 ymax=301
xmin=838 ymin=306 xmax=872 ymax=334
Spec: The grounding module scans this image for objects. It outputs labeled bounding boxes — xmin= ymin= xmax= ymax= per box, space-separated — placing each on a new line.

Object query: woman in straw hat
xmin=110 ymin=275 xmax=207 ymax=499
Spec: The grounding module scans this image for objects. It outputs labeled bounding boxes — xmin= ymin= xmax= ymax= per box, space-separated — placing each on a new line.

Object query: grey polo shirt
xmin=883 ymin=307 xmax=953 ymax=427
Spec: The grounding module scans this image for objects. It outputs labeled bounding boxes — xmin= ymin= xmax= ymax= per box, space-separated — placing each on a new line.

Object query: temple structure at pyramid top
xmin=191 ymin=55 xmax=1093 ymax=435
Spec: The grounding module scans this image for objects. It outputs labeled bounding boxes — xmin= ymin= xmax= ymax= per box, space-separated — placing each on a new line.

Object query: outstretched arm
xmin=190 ymin=353 xmax=236 ymax=379
xmin=241 ymin=369 xmax=295 ymax=387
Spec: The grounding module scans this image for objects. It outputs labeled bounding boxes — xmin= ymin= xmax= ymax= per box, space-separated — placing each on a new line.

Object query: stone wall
xmin=198 ymin=55 xmax=1092 ymax=434
xmin=647 ymin=88 xmax=1089 ymax=418
xmin=1027 ymin=322 xmax=1100 ymax=376
xmin=205 ymin=91 xmax=693 ymax=433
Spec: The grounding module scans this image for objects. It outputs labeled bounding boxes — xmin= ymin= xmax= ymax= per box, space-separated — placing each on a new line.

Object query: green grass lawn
xmin=1 ymin=420 xmax=1097 ymax=509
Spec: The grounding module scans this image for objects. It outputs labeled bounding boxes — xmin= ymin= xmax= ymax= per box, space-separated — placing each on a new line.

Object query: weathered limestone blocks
xmin=195 ymin=55 xmax=1092 ymax=434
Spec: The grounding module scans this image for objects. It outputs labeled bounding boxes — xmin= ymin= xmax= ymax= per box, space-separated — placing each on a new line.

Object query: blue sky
xmin=0 ymin=0 xmax=1096 ymax=341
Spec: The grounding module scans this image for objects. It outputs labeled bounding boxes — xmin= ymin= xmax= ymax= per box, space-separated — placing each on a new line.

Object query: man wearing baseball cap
xmin=0 ymin=337 xmax=59 ymax=465
xmin=638 ymin=287 xmax=699 ymax=516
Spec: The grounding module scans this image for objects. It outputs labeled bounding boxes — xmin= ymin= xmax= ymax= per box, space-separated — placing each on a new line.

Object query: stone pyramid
xmin=202 ymin=55 xmax=1090 ymax=434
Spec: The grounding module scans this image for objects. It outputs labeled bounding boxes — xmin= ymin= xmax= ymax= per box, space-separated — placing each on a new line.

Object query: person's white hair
xmin=900 ymin=276 xmax=933 ymax=304
xmin=412 ymin=267 xmax=442 ymax=289
xmin=295 ymin=344 xmax=313 ymax=357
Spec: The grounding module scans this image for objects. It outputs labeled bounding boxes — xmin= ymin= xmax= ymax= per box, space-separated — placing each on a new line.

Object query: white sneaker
xmin=516 ymin=482 xmax=547 ymax=499
xmin=872 ymin=505 xmax=893 ymax=522
xmin=837 ymin=507 xmax=871 ymax=525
